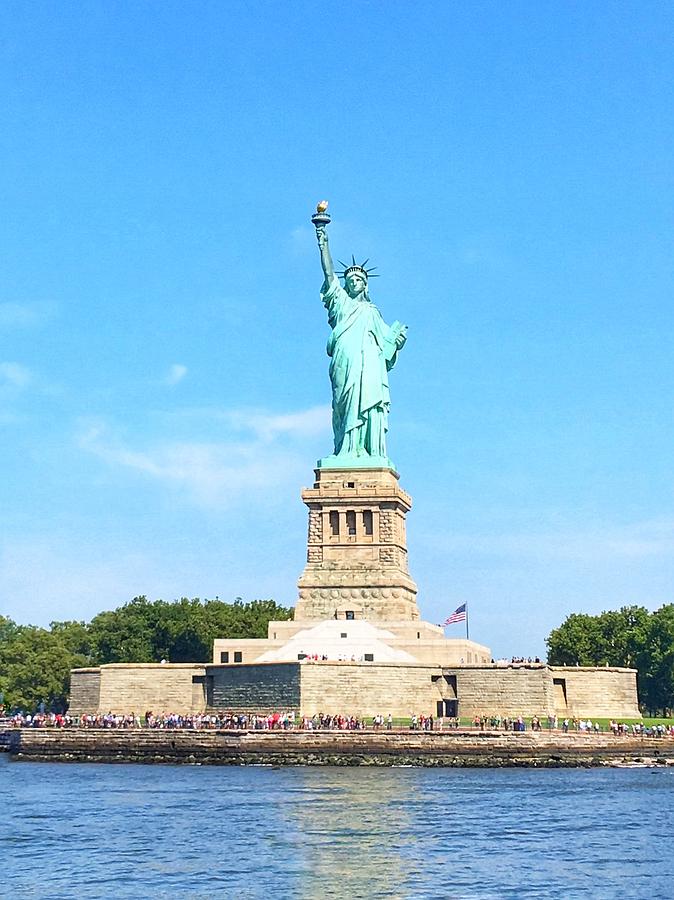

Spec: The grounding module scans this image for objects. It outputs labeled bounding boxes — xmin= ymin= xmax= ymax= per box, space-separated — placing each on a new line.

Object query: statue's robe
xmin=321 ymin=275 xmax=400 ymax=457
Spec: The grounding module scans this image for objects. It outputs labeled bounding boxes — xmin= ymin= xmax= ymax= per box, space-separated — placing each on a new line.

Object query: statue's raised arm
xmin=312 ymin=200 xmax=334 ymax=284
xmin=310 ymin=201 xmax=408 ymax=471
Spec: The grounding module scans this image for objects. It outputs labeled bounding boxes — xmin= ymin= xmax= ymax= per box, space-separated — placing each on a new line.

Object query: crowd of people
xmin=1 ymin=711 xmax=386 ymax=731
xmin=471 ymin=714 xmax=674 ymax=737
xmin=492 ymin=657 xmax=543 ymax=666
xmin=473 ymin=715 xmax=537 ymax=731
xmin=608 ymin=720 xmax=671 ymax=737
xmin=2 ymin=710 xmax=674 ymax=737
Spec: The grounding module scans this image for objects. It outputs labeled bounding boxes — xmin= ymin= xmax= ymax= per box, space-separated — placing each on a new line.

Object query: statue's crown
xmin=337 ymin=255 xmax=380 ymax=281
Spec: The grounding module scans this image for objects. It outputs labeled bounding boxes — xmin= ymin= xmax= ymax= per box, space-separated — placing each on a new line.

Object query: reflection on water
xmin=283 ymin=767 xmax=423 ymax=898
xmin=2 ymin=756 xmax=674 ymax=899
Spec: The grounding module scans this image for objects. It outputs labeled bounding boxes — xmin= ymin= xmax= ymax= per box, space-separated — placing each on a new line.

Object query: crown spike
xmin=336 ymin=254 xmax=381 ymax=281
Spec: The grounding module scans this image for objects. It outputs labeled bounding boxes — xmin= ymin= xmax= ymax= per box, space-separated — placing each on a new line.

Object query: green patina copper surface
xmin=313 ymin=203 xmax=407 ymax=471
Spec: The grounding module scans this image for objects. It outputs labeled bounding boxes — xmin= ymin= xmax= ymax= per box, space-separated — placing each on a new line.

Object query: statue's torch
xmin=311 ymin=199 xmax=331 ymax=228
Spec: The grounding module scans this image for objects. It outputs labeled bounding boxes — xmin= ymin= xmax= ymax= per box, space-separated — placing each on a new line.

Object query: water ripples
xmin=2 ymin=758 xmax=674 ymax=898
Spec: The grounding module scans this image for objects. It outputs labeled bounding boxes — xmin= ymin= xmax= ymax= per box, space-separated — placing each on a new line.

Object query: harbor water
xmin=2 ymin=755 xmax=673 ymax=899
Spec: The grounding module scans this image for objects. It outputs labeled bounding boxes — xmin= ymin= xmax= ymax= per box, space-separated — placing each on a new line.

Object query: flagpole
xmin=465 ymin=602 xmax=470 ymax=641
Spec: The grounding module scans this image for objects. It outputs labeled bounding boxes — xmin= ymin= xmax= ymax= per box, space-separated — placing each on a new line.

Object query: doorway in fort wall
xmin=432 ymin=673 xmax=458 ymax=718
xmin=553 ymin=677 xmax=568 ymax=711
xmin=437 ymin=699 xmax=458 ymax=717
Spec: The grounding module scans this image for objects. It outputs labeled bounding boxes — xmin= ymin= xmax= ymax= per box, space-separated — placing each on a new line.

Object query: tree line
xmin=0 ymin=596 xmax=293 ymax=713
xmin=546 ymin=604 xmax=674 ymax=715
xmin=2 ymin=598 xmax=671 ymax=715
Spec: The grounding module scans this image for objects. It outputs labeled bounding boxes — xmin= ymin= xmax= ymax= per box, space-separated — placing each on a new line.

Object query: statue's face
xmin=345 ymin=272 xmax=366 ymax=297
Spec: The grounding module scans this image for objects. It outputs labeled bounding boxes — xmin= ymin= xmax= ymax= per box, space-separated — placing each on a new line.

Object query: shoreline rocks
xmin=3 ymin=728 xmax=674 ymax=768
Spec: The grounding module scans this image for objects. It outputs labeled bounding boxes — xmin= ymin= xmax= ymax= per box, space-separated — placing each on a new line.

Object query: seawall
xmin=3 ymin=728 xmax=674 ymax=767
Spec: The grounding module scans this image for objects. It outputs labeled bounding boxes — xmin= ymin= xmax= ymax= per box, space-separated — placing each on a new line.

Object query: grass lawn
xmin=385 ymin=716 xmax=673 ymax=730
xmin=455 ymin=716 xmax=672 ymax=730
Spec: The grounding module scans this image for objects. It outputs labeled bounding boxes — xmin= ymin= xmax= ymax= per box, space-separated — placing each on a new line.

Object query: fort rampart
xmin=69 ymin=661 xmax=640 ymax=721
xmin=3 ymin=728 xmax=672 ymax=768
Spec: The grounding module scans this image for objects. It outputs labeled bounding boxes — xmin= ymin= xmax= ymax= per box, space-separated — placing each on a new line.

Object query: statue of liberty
xmin=312 ymin=202 xmax=407 ymax=468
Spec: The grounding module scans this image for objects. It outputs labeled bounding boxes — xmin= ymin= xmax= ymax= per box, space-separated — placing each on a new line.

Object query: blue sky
xmin=1 ymin=2 xmax=673 ymax=658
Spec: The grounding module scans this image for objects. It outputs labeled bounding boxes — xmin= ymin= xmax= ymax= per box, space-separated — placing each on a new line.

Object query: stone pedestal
xmin=295 ymin=467 xmax=419 ymax=622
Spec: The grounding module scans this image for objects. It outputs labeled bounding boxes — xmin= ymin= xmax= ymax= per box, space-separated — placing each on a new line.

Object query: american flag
xmin=443 ymin=603 xmax=467 ymax=626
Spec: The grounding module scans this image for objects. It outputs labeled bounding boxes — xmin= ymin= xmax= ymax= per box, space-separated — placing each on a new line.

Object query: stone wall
xmin=67 ymin=661 xmax=640 ymax=721
xmin=207 ymin=662 xmax=301 ymax=711
xmin=211 ymin=621 xmax=493 ymax=668
xmin=445 ymin=665 xmax=555 ymax=717
xmin=440 ymin=665 xmax=640 ymax=720
xmin=94 ymin=664 xmax=205 ymax=715
xmin=300 ymin=662 xmax=438 ymax=717
xmin=387 ymin=630 xmax=492 ymax=666
xmin=551 ymin=667 xmax=640 ymax=719
xmin=211 ymin=637 xmax=282 ymax=665
xmin=68 ymin=668 xmax=101 ymax=715
xmin=296 ymin=467 xmax=419 ymax=622
xmin=9 ymin=728 xmax=673 ymax=767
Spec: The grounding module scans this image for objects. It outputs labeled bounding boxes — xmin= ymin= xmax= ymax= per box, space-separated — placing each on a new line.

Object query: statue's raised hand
xmin=316 ymin=225 xmax=328 ymax=248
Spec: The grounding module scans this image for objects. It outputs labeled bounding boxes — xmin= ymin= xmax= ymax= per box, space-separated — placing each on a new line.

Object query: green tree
xmin=88 ymin=596 xmax=159 ymax=663
xmin=87 ymin=595 xmax=294 ymax=664
xmin=546 ymin=613 xmax=605 ymax=665
xmin=0 ymin=615 xmax=22 ymax=709
xmin=0 ymin=614 xmax=21 ymax=645
xmin=0 ymin=595 xmax=294 ymax=711
xmin=547 ymin=604 xmax=674 ymax=715
xmin=638 ymin=605 xmax=674 ymax=715
xmin=50 ymin=619 xmax=94 ymax=661
xmin=0 ymin=626 xmax=87 ymax=712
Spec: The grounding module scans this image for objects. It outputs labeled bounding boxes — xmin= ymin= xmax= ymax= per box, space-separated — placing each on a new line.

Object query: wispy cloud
xmin=152 ymin=404 xmax=331 ymax=441
xmin=425 ymin=518 xmax=674 ymax=562
xmin=76 ymin=404 xmax=330 ymax=507
xmin=0 ymin=301 xmax=57 ymax=328
xmin=164 ymin=363 xmax=188 ymax=386
xmin=0 ymin=361 xmax=32 ymax=388
xmin=0 ymin=537 xmax=164 ymax=626
xmin=228 ymin=405 xmax=330 ymax=441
